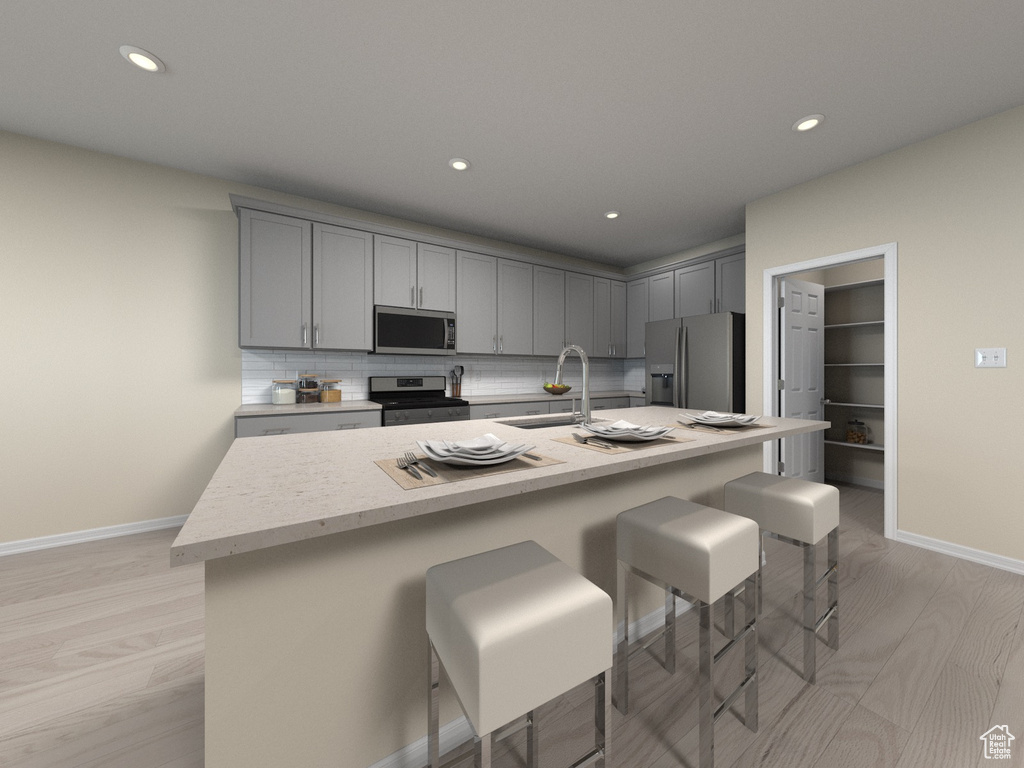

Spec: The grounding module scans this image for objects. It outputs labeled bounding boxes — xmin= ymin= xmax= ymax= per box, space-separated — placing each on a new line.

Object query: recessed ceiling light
xmin=793 ymin=114 xmax=825 ymax=132
xmin=119 ymin=45 xmax=166 ymax=73
xmin=604 ymin=211 xmax=620 ymax=219
xmin=448 ymin=158 xmax=470 ymax=171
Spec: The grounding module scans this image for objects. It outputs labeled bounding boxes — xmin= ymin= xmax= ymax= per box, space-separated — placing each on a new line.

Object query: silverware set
xmin=397 ymin=451 xmax=437 ymax=480
xmin=571 ymin=432 xmax=615 ymax=450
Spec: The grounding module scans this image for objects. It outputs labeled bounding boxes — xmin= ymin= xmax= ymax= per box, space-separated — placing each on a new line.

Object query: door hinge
xmin=777 ymin=295 xmax=785 ymax=309
xmin=777 ymin=379 xmax=785 ymax=390
xmin=778 ymin=461 xmax=785 ymax=474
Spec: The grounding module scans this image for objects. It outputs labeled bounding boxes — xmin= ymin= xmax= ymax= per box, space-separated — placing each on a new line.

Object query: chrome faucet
xmin=554 ymin=345 xmax=591 ymax=424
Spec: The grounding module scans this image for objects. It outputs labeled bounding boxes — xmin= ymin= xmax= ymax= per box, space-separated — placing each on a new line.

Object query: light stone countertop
xmin=173 ymin=406 xmax=827 ymax=566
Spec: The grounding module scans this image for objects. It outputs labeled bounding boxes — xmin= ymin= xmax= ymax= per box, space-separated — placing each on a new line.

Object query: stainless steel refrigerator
xmin=644 ymin=313 xmax=745 ymax=412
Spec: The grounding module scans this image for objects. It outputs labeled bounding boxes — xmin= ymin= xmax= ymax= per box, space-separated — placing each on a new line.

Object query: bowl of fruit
xmin=543 ymin=382 xmax=572 ymax=395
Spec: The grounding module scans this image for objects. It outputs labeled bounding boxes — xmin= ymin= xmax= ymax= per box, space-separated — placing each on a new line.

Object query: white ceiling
xmin=3 ymin=1 xmax=1023 ymax=268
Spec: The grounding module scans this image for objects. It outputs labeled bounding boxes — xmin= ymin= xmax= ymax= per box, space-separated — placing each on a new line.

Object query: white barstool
xmin=426 ymin=540 xmax=612 ymax=768
xmin=723 ymin=471 xmax=840 ymax=683
xmin=615 ymin=497 xmax=759 ymax=768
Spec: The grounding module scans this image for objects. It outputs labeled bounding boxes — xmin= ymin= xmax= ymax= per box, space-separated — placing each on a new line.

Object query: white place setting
xmin=678 ymin=410 xmax=761 ymax=428
xmin=416 ymin=433 xmax=536 ymax=466
xmin=580 ymin=419 xmax=676 ymax=443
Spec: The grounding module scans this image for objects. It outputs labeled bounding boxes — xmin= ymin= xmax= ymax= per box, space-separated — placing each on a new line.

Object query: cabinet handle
xmin=492 ymin=336 xmax=497 ymax=353
xmin=526 ymin=410 xmax=540 ymax=415
xmin=314 ymin=325 xmax=320 ymax=347
xmin=302 ymin=323 xmax=308 ymax=346
xmin=336 ymin=423 xmax=359 ymax=430
xmin=419 ymin=287 xmax=424 ymax=307
xmin=499 ymin=336 xmax=503 ymax=353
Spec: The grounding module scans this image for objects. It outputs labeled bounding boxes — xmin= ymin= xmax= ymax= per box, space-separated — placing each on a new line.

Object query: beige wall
xmin=745 ymin=105 xmax=1024 ymax=561
xmin=0 ymin=132 xmax=615 ymax=546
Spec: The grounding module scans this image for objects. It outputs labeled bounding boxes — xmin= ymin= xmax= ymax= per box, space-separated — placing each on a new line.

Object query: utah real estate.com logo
xmin=980 ymin=725 xmax=1015 ymax=760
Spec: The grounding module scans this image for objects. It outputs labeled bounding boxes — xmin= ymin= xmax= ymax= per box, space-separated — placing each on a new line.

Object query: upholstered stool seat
xmin=724 ymin=471 xmax=840 ymax=683
xmin=426 ymin=540 xmax=612 ymax=768
xmin=615 ymin=497 xmax=760 ymax=768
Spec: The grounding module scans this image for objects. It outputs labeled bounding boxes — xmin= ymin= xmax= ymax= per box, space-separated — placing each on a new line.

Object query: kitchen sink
xmin=497 ymin=415 xmax=605 ymax=430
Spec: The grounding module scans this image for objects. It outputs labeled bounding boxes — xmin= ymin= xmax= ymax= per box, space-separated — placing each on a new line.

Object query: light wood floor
xmin=1 ymin=485 xmax=1021 ymax=768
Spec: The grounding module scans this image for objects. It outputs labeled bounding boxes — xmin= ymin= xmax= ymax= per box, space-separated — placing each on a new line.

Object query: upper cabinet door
xmin=416 ymin=243 xmax=456 ymax=312
xmin=649 ymin=272 xmax=674 ymax=321
xmin=593 ymin=277 xmax=612 ymax=357
xmin=626 ymin=278 xmax=649 ymax=358
xmin=313 ymin=223 xmax=374 ymax=351
xmin=456 ymin=251 xmax=497 ymax=354
xmin=609 ymin=280 xmax=627 ymax=357
xmin=533 ymin=266 xmax=565 ymax=357
xmin=715 ymin=252 xmax=745 ymax=314
xmin=674 ymin=261 xmax=715 ymax=317
xmin=373 ymin=235 xmax=417 ymax=308
xmin=564 ymin=272 xmax=595 ymax=354
xmin=497 ymin=258 xmax=533 ymax=355
xmin=239 ymin=209 xmax=312 ymax=349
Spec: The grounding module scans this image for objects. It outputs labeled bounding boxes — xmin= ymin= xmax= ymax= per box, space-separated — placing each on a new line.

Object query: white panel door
xmin=780 ymin=277 xmax=825 ymax=481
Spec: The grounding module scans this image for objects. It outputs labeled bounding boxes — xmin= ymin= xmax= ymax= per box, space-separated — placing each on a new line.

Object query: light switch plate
xmin=975 ymin=348 xmax=1007 ymax=368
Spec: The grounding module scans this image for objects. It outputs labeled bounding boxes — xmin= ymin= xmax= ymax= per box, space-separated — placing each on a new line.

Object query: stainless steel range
xmin=368 ymin=376 xmax=470 ymax=427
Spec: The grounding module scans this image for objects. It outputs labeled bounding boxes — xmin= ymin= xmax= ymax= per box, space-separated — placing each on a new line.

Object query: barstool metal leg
xmin=664 ymin=588 xmax=676 ymax=673
xmin=744 ymin=572 xmax=759 ymax=731
xmin=803 ymin=542 xmax=817 ymax=683
xmin=614 ymin=562 xmax=629 ymax=713
xmin=595 ymin=671 xmax=611 ymax=768
xmin=698 ymin=600 xmax=714 ymax=768
xmin=827 ymin=528 xmax=839 ymax=650
xmin=428 ymin=641 xmax=440 ymax=768
xmin=475 ymin=732 xmax=492 ymax=768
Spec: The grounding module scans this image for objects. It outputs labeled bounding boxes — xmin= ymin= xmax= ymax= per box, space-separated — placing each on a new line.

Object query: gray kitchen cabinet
xmin=469 ymin=402 xmax=548 ymax=419
xmin=533 ymin=266 xmax=565 ymax=356
xmin=455 ymin=251 xmax=497 ymax=353
xmin=674 ymin=260 xmax=715 ymax=317
xmin=591 ymin=396 xmax=630 ymax=410
xmin=626 ymin=278 xmax=649 ymax=357
xmin=594 ymin=278 xmax=627 ymax=357
xmin=373 ymin=235 xmax=456 ymax=311
xmin=649 ymin=272 xmax=674 ymax=321
xmin=313 ymin=223 xmax=374 ymax=350
xmin=239 ymin=209 xmax=373 ymax=351
xmin=715 ymin=252 xmax=745 ymax=314
xmin=456 ymin=253 xmax=533 ymax=355
xmin=564 ymin=272 xmax=595 ymax=353
xmin=235 ymin=410 xmax=380 ymax=437
xmin=497 ymin=258 xmax=533 ymax=355
xmin=239 ymin=209 xmax=311 ymax=348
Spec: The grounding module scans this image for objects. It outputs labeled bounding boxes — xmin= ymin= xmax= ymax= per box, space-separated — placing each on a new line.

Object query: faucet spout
xmin=554 ymin=345 xmax=591 ymax=424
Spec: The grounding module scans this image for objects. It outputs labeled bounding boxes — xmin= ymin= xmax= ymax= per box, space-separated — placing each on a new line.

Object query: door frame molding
xmin=762 ymin=242 xmax=898 ymax=539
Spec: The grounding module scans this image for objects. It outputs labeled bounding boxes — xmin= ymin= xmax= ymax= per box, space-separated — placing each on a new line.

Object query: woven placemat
xmin=375 ymin=452 xmax=563 ymax=490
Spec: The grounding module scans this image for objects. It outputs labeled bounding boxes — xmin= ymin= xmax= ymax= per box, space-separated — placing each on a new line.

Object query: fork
xmin=571 ymin=432 xmax=615 ymax=450
xmin=404 ymin=451 xmax=437 ymax=477
xmin=396 ymin=455 xmax=422 ymax=480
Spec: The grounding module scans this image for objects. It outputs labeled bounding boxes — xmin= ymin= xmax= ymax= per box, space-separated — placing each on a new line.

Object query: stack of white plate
xmin=580 ymin=420 xmax=674 ymax=443
xmin=680 ymin=411 xmax=760 ymax=427
xmin=416 ymin=433 xmax=535 ymax=466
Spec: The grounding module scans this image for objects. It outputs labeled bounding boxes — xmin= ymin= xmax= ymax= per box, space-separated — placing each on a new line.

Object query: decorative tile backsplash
xmin=242 ymin=349 xmax=646 ymax=403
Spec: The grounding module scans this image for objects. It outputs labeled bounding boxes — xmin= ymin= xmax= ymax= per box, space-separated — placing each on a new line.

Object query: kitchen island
xmin=172 ymin=406 xmax=827 ymax=768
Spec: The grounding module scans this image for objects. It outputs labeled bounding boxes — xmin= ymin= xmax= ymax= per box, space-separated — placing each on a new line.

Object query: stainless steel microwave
xmin=373 ymin=305 xmax=456 ymax=355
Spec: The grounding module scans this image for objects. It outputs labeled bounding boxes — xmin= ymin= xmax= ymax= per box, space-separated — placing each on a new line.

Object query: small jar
xmin=297 ymin=388 xmax=320 ymax=404
xmin=271 ymin=380 xmax=297 ymax=405
xmin=298 ymin=374 xmax=319 ymax=390
xmin=846 ymin=419 xmax=867 ymax=444
xmin=320 ymin=380 xmax=342 ymax=403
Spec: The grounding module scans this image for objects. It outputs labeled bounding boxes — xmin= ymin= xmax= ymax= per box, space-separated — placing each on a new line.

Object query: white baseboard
xmin=895 ymin=529 xmax=1024 ymax=575
xmin=367 ymin=598 xmax=691 ymax=768
xmin=0 ymin=515 xmax=188 ymax=558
